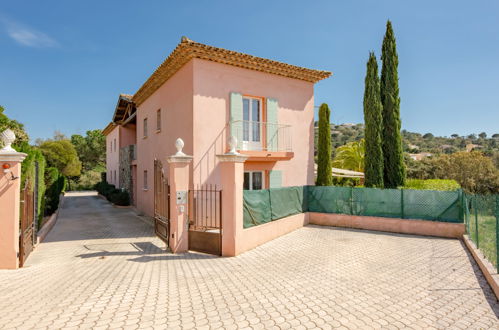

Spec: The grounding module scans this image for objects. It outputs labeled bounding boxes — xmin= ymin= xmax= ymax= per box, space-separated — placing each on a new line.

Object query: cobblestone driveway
xmin=0 ymin=192 xmax=497 ymax=329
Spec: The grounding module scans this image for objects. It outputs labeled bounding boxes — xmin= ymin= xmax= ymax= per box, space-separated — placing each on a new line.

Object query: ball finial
xmin=228 ymin=135 xmax=238 ymax=154
xmin=175 ymin=138 xmax=186 ymax=156
xmin=0 ymin=129 xmax=16 ymax=152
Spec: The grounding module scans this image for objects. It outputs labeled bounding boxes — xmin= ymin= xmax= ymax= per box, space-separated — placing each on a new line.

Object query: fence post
xmin=400 ymin=189 xmax=405 ymax=219
xmin=350 ymin=187 xmax=354 ymax=215
xmin=474 ymin=196 xmax=479 ymax=249
xmin=166 ymin=138 xmax=193 ymax=254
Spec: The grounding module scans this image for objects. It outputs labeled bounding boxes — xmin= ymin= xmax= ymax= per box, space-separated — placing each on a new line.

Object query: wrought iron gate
xmin=154 ymin=159 xmax=170 ymax=246
xmin=188 ymin=185 xmax=222 ymax=255
xmin=19 ymin=177 xmax=35 ymax=267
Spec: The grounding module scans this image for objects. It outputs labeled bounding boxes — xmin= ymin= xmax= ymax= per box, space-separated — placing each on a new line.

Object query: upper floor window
xmin=143 ymin=118 xmax=148 ymax=138
xmin=143 ymin=170 xmax=148 ymax=190
xmin=113 ymin=139 xmax=116 ymax=152
xmin=156 ymin=109 xmax=161 ymax=132
xmin=242 ymin=97 xmax=262 ymax=149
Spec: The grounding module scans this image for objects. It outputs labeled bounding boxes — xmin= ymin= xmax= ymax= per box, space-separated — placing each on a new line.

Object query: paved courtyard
xmin=0 ymin=191 xmax=497 ymax=329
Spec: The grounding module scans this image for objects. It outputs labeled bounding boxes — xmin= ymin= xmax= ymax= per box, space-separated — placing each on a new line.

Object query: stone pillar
xmin=217 ymin=136 xmax=248 ymax=256
xmin=0 ymin=129 xmax=27 ymax=269
xmin=167 ymin=138 xmax=193 ymax=254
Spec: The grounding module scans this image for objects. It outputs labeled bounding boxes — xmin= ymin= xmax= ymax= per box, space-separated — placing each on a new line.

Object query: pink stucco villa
xmin=104 ymin=37 xmax=330 ymax=219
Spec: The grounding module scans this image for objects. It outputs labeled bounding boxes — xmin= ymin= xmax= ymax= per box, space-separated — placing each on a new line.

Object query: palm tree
xmin=332 ymin=139 xmax=365 ymax=172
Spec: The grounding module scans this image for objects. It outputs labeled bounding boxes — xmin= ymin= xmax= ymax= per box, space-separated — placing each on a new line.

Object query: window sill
xmin=156 ymin=130 xmax=161 ymax=134
xmin=143 ymin=188 xmax=149 ymax=191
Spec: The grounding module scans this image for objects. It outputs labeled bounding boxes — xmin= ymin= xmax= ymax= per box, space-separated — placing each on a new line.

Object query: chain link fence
xmin=464 ymin=194 xmax=499 ymax=273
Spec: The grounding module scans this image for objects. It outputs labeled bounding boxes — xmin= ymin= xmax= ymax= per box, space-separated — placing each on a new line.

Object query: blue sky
xmin=0 ymin=1 xmax=498 ymax=141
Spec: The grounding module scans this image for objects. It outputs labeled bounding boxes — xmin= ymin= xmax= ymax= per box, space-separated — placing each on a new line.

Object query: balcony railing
xmin=230 ymin=120 xmax=292 ymax=152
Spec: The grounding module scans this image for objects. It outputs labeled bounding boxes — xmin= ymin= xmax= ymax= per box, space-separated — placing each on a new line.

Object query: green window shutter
xmin=266 ymin=98 xmax=279 ymax=151
xmin=269 ymin=170 xmax=282 ymax=188
xmin=230 ymin=92 xmax=243 ymax=149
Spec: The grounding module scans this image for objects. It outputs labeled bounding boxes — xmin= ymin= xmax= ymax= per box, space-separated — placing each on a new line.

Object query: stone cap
xmin=216 ymin=154 xmax=248 ymax=163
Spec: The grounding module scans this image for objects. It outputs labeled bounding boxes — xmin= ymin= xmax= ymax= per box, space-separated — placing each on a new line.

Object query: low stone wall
xmin=235 ymin=213 xmax=309 ymax=255
xmin=308 ymin=212 xmax=465 ymax=239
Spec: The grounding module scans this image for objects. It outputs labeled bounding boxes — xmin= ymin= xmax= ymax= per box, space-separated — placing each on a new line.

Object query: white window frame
xmin=244 ymin=171 xmax=265 ymax=190
xmin=242 ymin=96 xmax=263 ymax=151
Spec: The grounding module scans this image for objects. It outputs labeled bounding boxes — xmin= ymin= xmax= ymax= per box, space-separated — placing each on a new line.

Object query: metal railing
xmin=229 ymin=120 xmax=292 ymax=152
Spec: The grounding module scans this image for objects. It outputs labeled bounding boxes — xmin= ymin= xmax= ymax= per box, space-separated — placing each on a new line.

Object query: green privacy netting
xmin=269 ymin=186 xmax=306 ymax=220
xmin=307 ymin=186 xmax=463 ymax=223
xmin=402 ymin=189 xmax=461 ymax=222
xmin=352 ymin=187 xmax=402 ymax=218
xmin=306 ymin=186 xmax=352 ymax=214
xmin=243 ymin=189 xmax=271 ymax=228
xmin=243 ymin=186 xmax=306 ymax=228
xmin=244 ymin=185 xmax=464 ymax=230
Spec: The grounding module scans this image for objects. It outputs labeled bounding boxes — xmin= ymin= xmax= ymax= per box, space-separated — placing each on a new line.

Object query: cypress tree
xmin=316 ymin=103 xmax=332 ymax=186
xmin=363 ymin=52 xmax=384 ymax=188
xmin=381 ymin=20 xmax=406 ymax=188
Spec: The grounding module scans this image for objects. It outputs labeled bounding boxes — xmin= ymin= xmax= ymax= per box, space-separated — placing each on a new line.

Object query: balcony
xmin=230 ymin=120 xmax=294 ymax=161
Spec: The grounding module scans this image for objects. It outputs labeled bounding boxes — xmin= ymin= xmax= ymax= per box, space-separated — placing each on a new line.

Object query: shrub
xmin=45 ymin=167 xmax=66 ymax=215
xmin=404 ymin=179 xmax=460 ymax=191
xmin=108 ymin=190 xmax=130 ymax=206
xmin=73 ymin=167 xmax=103 ymax=191
xmin=94 ymin=181 xmax=130 ymax=206
xmin=17 ymin=143 xmax=47 ymax=225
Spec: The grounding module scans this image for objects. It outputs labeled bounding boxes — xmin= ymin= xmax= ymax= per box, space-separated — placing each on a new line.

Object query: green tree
xmin=363 ymin=52 xmax=384 ymax=187
xmin=435 ymin=152 xmax=499 ymax=194
xmin=71 ymin=129 xmax=106 ymax=171
xmin=332 ymin=139 xmax=365 ymax=172
xmin=316 ymin=103 xmax=332 ymax=186
xmin=39 ymin=140 xmax=82 ymax=177
xmin=381 ymin=20 xmax=406 ymax=188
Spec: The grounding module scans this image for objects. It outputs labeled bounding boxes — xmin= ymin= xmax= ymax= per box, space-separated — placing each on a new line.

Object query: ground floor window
xmin=244 ymin=171 xmax=264 ymax=190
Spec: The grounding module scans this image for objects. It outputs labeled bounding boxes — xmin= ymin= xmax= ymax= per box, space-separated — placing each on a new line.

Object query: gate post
xmin=0 ymin=129 xmax=27 ymax=269
xmin=217 ymin=136 xmax=248 ymax=257
xmin=167 ymin=138 xmax=192 ymax=254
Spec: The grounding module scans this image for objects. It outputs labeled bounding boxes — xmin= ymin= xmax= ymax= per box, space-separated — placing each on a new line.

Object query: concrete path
xmin=0 ymin=191 xmax=498 ymax=329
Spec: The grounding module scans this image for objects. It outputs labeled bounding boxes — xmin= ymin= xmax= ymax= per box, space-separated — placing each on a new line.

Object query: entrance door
xmin=242 ymin=97 xmax=262 ymax=151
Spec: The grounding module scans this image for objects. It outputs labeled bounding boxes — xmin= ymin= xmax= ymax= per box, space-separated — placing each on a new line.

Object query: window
xmin=113 ymin=139 xmax=116 ymax=152
xmin=143 ymin=170 xmax=148 ymax=190
xmin=113 ymin=170 xmax=116 ymax=184
xmin=156 ymin=109 xmax=161 ymax=132
xmin=143 ymin=118 xmax=148 ymax=138
xmin=242 ymin=97 xmax=262 ymax=150
xmin=244 ymin=171 xmax=264 ymax=190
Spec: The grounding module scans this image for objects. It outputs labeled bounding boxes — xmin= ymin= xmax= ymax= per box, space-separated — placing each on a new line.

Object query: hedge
xmin=17 ymin=143 xmax=46 ymax=227
xmin=95 ymin=181 xmax=130 ymax=206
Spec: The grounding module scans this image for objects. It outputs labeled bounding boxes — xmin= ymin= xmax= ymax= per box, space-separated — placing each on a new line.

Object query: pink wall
xmin=192 ymin=58 xmax=315 ymax=187
xmin=105 ymin=126 xmax=120 ymax=187
xmin=120 ymin=124 xmax=136 ymax=148
xmin=0 ymin=161 xmax=22 ymax=269
xmin=133 ymin=58 xmax=316 ymax=216
xmin=135 ymin=61 xmax=194 ymax=216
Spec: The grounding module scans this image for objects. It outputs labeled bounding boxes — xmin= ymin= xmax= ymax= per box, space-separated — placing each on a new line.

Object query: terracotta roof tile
xmin=132 ymin=37 xmax=332 ymax=105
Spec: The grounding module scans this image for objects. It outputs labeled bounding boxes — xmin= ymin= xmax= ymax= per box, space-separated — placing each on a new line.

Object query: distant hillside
xmin=314 ymin=123 xmax=499 ymax=163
